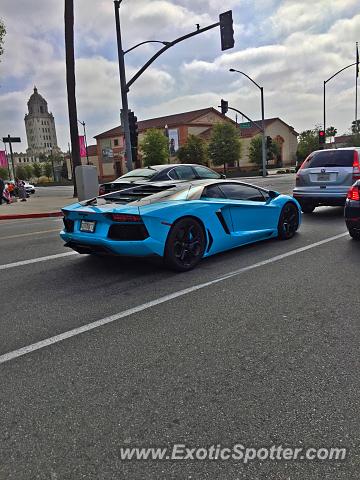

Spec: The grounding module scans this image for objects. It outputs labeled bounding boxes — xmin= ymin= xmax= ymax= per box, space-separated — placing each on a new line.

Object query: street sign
xmin=2 ymin=137 xmax=21 ymax=143
xmin=239 ymin=122 xmax=251 ymax=129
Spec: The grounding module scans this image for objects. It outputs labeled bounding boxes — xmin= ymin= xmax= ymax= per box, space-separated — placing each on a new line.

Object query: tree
xmin=0 ymin=167 xmax=8 ymax=179
xmin=15 ymin=165 xmax=27 ymax=180
xmin=326 ymin=126 xmax=337 ymax=138
xmin=207 ymin=123 xmax=241 ymax=171
xmin=0 ymin=19 xmax=6 ymax=59
xmin=33 ymin=162 xmax=43 ymax=179
xmin=140 ymin=129 xmax=169 ymax=166
xmin=43 ymin=162 xmax=53 ymax=179
xmin=296 ymin=128 xmax=321 ymax=163
xmin=177 ymin=135 xmax=207 ymax=165
xmin=65 ymin=0 xmax=81 ymax=196
xmin=23 ymin=164 xmax=34 ymax=180
xmin=248 ymin=135 xmax=262 ymax=166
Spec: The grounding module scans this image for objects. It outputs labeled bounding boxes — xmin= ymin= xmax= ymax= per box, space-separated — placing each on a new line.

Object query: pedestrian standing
xmin=0 ymin=176 xmax=5 ymax=205
xmin=2 ymin=184 xmax=11 ymax=204
xmin=16 ymin=178 xmax=27 ymax=202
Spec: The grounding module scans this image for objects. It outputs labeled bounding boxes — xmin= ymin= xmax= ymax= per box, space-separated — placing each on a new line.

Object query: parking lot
xmin=0 ymin=176 xmax=359 ymax=479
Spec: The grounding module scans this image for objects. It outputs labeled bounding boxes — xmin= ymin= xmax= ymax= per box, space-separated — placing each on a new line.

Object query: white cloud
xmin=1 ymin=1 xmax=360 ymax=152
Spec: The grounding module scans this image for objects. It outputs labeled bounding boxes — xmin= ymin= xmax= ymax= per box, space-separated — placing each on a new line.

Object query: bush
xmin=37 ymin=175 xmax=51 ymax=184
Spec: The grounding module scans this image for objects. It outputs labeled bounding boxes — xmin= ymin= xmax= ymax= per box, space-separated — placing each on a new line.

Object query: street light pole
xmin=229 ymin=68 xmax=267 ymax=176
xmin=260 ymin=86 xmax=266 ymax=177
xmin=114 ymin=0 xmax=133 ymax=172
xmin=323 ymin=62 xmax=357 ymax=135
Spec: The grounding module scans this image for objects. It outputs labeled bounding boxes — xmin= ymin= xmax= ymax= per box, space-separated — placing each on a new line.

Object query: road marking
xmin=0 ymin=251 xmax=77 ymax=271
xmin=0 ymin=231 xmax=348 ymax=365
xmin=0 ymin=218 xmax=63 ymax=227
xmin=0 ymin=229 xmax=60 ymax=240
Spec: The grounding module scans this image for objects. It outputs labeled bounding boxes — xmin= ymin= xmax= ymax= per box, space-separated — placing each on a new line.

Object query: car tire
xmin=348 ymin=228 xmax=360 ymax=240
xmin=278 ymin=202 xmax=299 ymax=240
xmin=164 ymin=217 xmax=206 ymax=272
xmin=299 ymin=203 xmax=315 ymax=214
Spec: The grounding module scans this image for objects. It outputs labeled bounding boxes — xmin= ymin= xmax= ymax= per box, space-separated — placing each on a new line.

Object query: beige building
xmin=94 ymin=108 xmax=232 ymax=181
xmin=24 ymin=87 xmax=59 ymax=155
xmin=239 ymin=117 xmax=298 ymax=167
xmin=94 ymin=109 xmax=299 ymax=180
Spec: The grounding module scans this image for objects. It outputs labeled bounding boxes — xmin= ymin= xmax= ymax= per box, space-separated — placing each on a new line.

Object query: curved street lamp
xmin=323 ymin=62 xmax=356 ymax=135
xmin=229 ymin=68 xmax=267 ymax=176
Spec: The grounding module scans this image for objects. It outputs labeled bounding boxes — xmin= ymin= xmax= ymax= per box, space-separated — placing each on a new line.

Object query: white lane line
xmin=0 ymin=251 xmax=77 ymax=271
xmin=0 ymin=229 xmax=60 ymax=240
xmin=0 ymin=231 xmax=348 ymax=366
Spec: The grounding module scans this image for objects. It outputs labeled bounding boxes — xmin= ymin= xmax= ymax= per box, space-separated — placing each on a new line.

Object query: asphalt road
xmin=1 ymin=175 xmax=359 ymax=479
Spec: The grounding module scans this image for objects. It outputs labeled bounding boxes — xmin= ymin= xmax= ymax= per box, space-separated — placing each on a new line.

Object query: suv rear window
xmin=304 ymin=150 xmax=355 ymax=168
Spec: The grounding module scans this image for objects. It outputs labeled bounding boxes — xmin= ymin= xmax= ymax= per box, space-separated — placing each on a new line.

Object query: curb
xmin=0 ymin=211 xmax=63 ymax=221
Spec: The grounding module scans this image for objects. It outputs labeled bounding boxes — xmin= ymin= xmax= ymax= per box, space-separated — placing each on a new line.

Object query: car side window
xmin=193 ymin=165 xmax=220 ymax=179
xmin=167 ymin=168 xmax=179 ymax=180
xmin=219 ymin=183 xmax=266 ymax=202
xmin=153 ymin=170 xmax=170 ymax=180
xmin=174 ymin=166 xmax=197 ymax=180
xmin=201 ymin=185 xmax=226 ymax=199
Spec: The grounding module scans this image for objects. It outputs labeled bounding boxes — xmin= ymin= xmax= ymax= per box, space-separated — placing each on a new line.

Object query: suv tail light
xmin=99 ymin=185 xmax=105 ymax=195
xmin=347 ymin=185 xmax=360 ymax=201
xmin=111 ymin=213 xmax=142 ymax=222
xmin=353 ymin=151 xmax=360 ymax=180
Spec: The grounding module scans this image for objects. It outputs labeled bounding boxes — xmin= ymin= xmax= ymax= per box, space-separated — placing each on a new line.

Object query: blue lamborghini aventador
xmin=60 ymin=180 xmax=301 ymax=271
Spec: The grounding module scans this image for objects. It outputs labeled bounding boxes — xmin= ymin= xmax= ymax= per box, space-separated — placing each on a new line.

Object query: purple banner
xmin=0 ymin=150 xmax=7 ymax=168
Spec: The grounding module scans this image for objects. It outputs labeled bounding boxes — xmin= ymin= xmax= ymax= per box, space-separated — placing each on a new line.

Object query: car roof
xmin=311 ymin=147 xmax=360 ymax=154
xmin=130 ymin=164 xmax=213 ymax=171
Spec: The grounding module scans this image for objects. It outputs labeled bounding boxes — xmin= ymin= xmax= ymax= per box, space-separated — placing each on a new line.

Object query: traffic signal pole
xmin=114 ymin=2 xmax=234 ymax=172
xmin=114 ymin=0 xmax=133 ymax=172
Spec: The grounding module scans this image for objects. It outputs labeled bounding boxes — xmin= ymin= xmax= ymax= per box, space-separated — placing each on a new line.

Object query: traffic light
xmin=220 ymin=99 xmax=228 ymax=115
xmin=219 ymin=11 xmax=235 ymax=51
xmin=128 ymin=110 xmax=139 ymax=162
xmin=318 ymin=130 xmax=326 ymax=144
xmin=266 ymin=136 xmax=272 ymax=148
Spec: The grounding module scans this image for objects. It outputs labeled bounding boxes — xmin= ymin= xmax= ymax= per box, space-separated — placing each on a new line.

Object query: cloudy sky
xmin=0 ymin=0 xmax=359 ymax=152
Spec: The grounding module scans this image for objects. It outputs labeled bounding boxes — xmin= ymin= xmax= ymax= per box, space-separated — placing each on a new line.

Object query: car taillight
xmin=353 ymin=151 xmax=360 ymax=180
xmin=99 ymin=185 xmax=105 ymax=195
xmin=347 ymin=185 xmax=360 ymax=201
xmin=111 ymin=214 xmax=142 ymax=222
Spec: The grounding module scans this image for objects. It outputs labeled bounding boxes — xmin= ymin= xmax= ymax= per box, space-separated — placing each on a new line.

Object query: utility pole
xmin=65 ymin=0 xmax=81 ymax=196
xmin=114 ymin=0 xmax=133 ymax=173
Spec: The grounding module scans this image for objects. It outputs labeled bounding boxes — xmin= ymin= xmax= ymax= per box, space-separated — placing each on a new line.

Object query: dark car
xmin=345 ymin=180 xmax=360 ymax=240
xmin=99 ymin=164 xmax=224 ymax=195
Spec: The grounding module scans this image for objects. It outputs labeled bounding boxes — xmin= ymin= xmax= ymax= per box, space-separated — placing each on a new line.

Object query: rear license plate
xmin=317 ymin=173 xmax=330 ymax=181
xmin=80 ymin=220 xmax=96 ymax=233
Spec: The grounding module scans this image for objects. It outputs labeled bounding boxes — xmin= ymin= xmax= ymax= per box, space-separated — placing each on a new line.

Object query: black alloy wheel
xmin=278 ymin=203 xmax=299 ymax=240
xmin=165 ymin=217 xmax=206 ymax=271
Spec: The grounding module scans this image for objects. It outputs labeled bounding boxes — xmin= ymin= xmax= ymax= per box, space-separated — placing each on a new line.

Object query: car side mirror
xmin=268 ymin=190 xmax=279 ymax=199
xmin=220 ymin=174 xmax=226 ymax=179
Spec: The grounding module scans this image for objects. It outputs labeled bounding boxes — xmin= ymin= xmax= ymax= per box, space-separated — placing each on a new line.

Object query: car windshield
xmin=304 ymin=150 xmax=355 ymax=168
xmin=119 ymin=168 xmax=158 ymax=179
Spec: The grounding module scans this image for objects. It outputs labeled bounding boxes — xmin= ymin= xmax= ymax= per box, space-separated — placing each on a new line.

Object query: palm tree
xmin=64 ymin=0 xmax=81 ymax=196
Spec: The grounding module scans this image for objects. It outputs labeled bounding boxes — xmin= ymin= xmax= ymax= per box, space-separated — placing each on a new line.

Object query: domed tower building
xmin=24 ymin=87 xmax=59 ymax=155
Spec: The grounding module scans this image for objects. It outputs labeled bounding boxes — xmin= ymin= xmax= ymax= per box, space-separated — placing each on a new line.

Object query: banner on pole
xmin=79 ymin=136 xmax=86 ymax=158
xmin=0 ymin=150 xmax=8 ymax=168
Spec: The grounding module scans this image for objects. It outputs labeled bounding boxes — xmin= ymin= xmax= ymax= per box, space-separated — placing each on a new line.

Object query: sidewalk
xmin=0 ymin=195 xmax=76 ymax=220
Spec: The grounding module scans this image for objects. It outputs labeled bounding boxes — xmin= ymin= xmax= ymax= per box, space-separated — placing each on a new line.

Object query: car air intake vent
xmin=108 ymin=224 xmax=149 ymax=241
